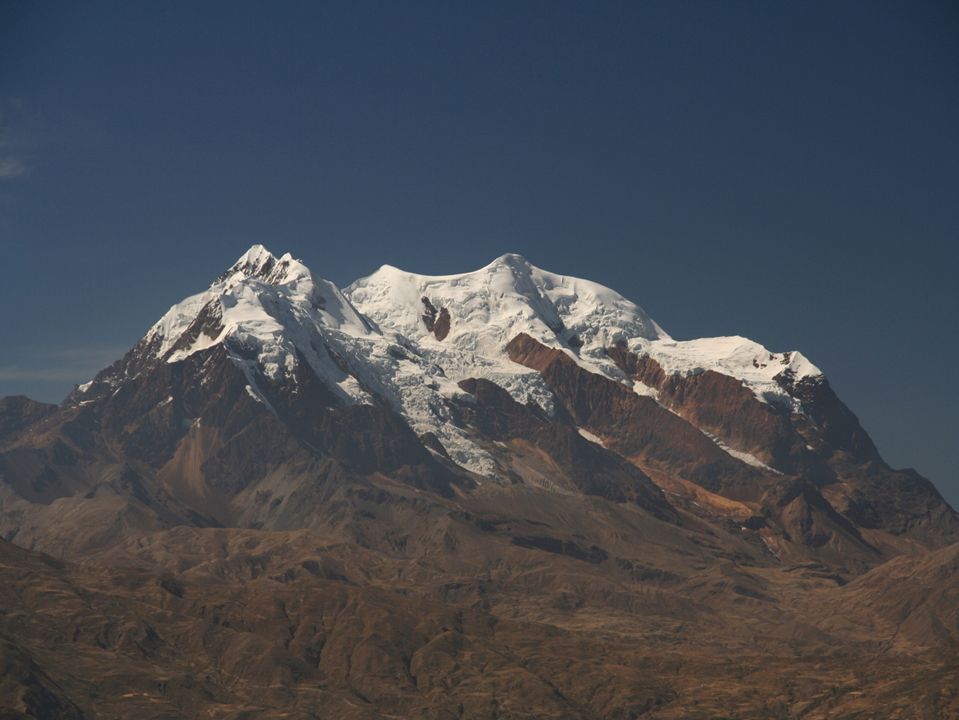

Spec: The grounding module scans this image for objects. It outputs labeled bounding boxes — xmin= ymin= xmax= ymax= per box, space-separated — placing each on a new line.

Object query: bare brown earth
xmin=1 ymin=328 xmax=958 ymax=718
xmin=1 ymin=505 xmax=957 ymax=719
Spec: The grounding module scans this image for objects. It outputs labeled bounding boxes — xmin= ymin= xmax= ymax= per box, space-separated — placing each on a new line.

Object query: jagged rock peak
xmin=139 ymin=244 xmax=372 ymax=374
xmin=214 ymin=244 xmax=312 ymax=288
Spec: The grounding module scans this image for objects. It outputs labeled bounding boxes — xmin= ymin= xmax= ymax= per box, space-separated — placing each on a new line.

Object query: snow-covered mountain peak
xmin=346 ymin=253 xmax=823 ymax=414
xmin=142 ymin=246 xmax=372 ymax=379
xmin=483 ymin=251 xmax=534 ymax=272
xmin=214 ymin=244 xmax=314 ymax=291
xmin=630 ymin=335 xmax=822 ymax=401
xmin=78 ymin=248 xmax=825 ymax=478
xmin=230 ymin=243 xmax=277 ymax=275
xmin=346 ymin=253 xmax=665 ymax=353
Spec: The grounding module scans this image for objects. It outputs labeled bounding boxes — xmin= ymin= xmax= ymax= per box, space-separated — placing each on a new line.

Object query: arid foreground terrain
xmin=1 ymin=248 xmax=956 ymax=719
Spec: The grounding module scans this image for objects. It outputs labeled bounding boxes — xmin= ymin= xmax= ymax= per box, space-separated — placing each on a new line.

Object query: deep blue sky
xmin=1 ymin=1 xmax=957 ymax=504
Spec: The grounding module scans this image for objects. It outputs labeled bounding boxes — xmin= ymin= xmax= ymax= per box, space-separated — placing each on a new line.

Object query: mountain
xmin=0 ymin=246 xmax=956 ymax=719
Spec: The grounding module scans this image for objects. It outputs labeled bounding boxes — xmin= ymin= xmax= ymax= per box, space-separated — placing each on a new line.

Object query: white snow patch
xmin=629 ymin=336 xmax=821 ymax=409
xmin=632 ymin=380 xmax=659 ymax=399
xmin=577 ymin=428 xmax=605 ymax=446
xmin=702 ymin=430 xmax=782 ymax=474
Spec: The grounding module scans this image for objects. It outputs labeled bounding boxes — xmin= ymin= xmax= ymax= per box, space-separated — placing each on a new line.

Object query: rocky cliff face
xmin=1 ymin=246 xmax=956 ymax=719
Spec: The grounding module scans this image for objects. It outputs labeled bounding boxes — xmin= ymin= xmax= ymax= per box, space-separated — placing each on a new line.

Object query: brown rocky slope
xmin=1 ymin=249 xmax=957 ymax=718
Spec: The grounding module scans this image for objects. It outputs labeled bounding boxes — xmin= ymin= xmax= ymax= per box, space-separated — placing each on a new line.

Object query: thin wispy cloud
xmin=0 ymin=367 xmax=93 ymax=382
xmin=0 ymin=98 xmax=34 ymax=181
xmin=49 ymin=346 xmax=129 ymax=363
xmin=0 ymin=345 xmax=127 ymax=385
xmin=0 ymin=157 xmax=28 ymax=179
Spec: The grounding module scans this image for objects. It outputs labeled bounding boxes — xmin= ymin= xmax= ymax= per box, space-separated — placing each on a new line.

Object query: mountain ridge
xmin=69 ymin=246 xmax=829 ymax=477
xmin=14 ymin=244 xmax=957 ymax=564
xmin=1 ymin=245 xmax=956 ymax=718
